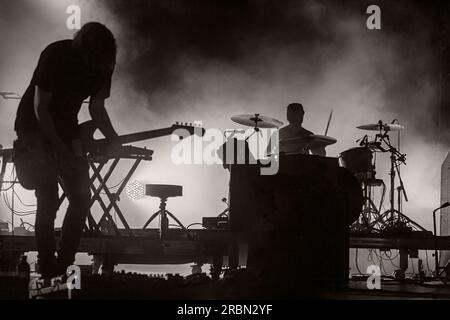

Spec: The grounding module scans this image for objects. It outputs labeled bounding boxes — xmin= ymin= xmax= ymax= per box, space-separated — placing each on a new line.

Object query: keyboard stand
xmin=58 ymin=146 xmax=153 ymax=237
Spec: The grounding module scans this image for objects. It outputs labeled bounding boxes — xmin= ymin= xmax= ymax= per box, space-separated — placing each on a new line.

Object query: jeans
xmin=16 ymin=133 xmax=91 ymax=277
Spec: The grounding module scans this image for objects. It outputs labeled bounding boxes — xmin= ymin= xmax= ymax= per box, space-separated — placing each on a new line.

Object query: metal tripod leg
xmin=353 ymin=196 xmax=379 ymax=232
xmin=142 ymin=210 xmax=162 ymax=229
xmin=165 ymin=209 xmax=188 ymax=232
xmin=142 ymin=208 xmax=190 ymax=239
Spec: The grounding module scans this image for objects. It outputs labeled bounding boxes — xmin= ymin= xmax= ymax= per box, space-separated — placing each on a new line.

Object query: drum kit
xmin=341 ymin=120 xmax=426 ymax=233
xmin=230 ymin=114 xmax=426 ymax=234
xmin=230 ymin=113 xmax=337 ymax=154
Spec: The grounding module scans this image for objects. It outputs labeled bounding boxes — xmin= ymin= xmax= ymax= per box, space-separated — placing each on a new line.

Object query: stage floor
xmin=3 ymin=276 xmax=450 ymax=300
xmin=339 ymin=280 xmax=450 ymax=300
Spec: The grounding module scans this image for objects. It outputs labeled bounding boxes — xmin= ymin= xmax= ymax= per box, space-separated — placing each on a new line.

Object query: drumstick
xmin=324 ymin=109 xmax=333 ymax=136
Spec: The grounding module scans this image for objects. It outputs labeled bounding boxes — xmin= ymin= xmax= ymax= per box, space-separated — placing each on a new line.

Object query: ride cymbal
xmin=231 ymin=114 xmax=284 ymax=128
xmin=357 ymin=123 xmax=405 ymax=132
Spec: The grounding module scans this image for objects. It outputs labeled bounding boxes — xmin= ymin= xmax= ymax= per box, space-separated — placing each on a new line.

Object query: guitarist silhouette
xmin=14 ymin=22 xmax=119 ymax=281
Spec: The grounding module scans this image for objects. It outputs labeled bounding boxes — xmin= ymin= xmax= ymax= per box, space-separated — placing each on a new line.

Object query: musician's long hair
xmin=73 ymin=22 xmax=117 ymax=72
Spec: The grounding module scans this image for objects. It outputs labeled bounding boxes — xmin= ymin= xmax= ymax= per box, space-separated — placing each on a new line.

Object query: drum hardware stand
xmin=226 ymin=114 xmax=266 ymax=162
xmin=355 ymin=178 xmax=386 ymax=233
xmin=373 ymin=123 xmax=427 ymax=232
xmin=347 ymin=137 xmax=385 ymax=233
xmin=351 ymin=120 xmax=427 ymax=233
xmin=246 ymin=114 xmax=263 ymax=135
xmin=245 ymin=114 xmax=265 ymax=160
xmin=366 ymin=149 xmax=387 ymax=232
xmin=352 ymin=183 xmax=378 ymax=232
xmin=217 ymin=197 xmax=229 ymax=218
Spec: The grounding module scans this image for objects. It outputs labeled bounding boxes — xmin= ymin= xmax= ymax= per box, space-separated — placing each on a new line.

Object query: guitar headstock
xmin=172 ymin=122 xmax=206 ymax=138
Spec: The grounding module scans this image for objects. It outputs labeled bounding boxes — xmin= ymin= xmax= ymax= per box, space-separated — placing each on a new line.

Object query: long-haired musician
xmin=14 ymin=22 xmax=119 ymax=281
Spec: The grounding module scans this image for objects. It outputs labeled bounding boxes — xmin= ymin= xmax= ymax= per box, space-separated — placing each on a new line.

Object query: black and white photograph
xmin=1 ymin=0 xmax=450 ymax=308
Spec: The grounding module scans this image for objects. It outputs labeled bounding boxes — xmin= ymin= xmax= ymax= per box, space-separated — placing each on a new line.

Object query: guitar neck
xmin=96 ymin=127 xmax=174 ymax=146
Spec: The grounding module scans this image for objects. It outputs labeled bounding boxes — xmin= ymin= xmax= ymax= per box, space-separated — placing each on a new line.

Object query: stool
xmin=142 ymin=184 xmax=187 ymax=239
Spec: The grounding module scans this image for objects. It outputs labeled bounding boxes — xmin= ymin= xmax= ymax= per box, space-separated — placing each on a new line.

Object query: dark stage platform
xmin=2 ymin=229 xmax=449 ymax=263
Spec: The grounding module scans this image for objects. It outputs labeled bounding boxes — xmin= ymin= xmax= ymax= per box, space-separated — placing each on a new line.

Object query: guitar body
xmin=14 ymin=135 xmax=56 ymax=190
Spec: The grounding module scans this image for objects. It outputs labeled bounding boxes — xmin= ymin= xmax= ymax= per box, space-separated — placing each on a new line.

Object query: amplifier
xmin=202 ymin=217 xmax=229 ymax=229
xmin=228 ymin=154 xmax=361 ymax=298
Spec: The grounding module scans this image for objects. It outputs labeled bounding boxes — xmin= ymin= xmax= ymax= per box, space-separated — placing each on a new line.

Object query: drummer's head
xmin=287 ymin=103 xmax=304 ymax=125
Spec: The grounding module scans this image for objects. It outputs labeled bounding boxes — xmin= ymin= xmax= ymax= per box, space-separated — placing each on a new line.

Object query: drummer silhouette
xmin=275 ymin=103 xmax=326 ymax=156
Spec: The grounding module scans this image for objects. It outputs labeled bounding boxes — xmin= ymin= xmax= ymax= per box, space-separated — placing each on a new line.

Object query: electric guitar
xmin=14 ymin=120 xmax=205 ymax=190
xmin=76 ymin=120 xmax=205 ymax=156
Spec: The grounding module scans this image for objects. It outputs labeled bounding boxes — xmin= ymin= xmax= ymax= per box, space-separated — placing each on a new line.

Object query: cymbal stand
xmin=244 ymin=114 xmax=262 ymax=139
xmin=375 ymin=124 xmax=427 ymax=232
xmin=217 ymin=198 xmax=229 ymax=218
xmin=244 ymin=114 xmax=265 ymax=160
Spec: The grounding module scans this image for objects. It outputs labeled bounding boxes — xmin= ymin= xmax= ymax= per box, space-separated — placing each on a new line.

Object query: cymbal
xmin=281 ymin=135 xmax=337 ymax=149
xmin=231 ymin=114 xmax=284 ymax=128
xmin=357 ymin=123 xmax=405 ymax=132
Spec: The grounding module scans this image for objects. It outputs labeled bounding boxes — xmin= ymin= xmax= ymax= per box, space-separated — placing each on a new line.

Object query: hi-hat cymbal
xmin=357 ymin=123 xmax=405 ymax=132
xmin=281 ymin=135 xmax=337 ymax=149
xmin=231 ymin=114 xmax=284 ymax=128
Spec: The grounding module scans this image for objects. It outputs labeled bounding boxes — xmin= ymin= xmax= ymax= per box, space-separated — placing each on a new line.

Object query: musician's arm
xmin=89 ymin=95 xmax=118 ymax=140
xmin=34 ymin=86 xmax=68 ymax=152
